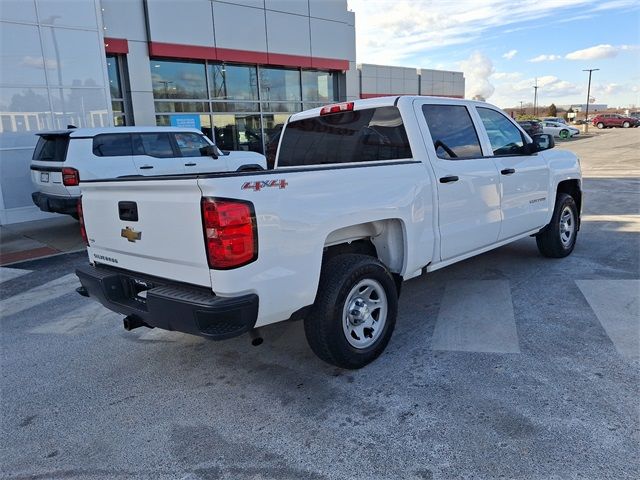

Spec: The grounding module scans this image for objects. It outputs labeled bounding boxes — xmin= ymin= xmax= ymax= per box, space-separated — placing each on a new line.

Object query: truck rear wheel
xmin=536 ymin=193 xmax=578 ymax=258
xmin=304 ymin=254 xmax=398 ymax=369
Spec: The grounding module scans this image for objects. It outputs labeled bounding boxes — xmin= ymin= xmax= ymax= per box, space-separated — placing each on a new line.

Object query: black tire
xmin=559 ymin=129 xmax=569 ymax=139
xmin=304 ymin=254 xmax=398 ymax=369
xmin=596 ymin=122 xmax=604 ymax=129
xmin=622 ymin=121 xmax=630 ymax=128
xmin=536 ymin=193 xmax=578 ymax=258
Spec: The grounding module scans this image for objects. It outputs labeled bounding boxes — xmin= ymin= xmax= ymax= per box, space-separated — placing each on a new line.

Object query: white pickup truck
xmin=76 ymin=96 xmax=582 ymax=369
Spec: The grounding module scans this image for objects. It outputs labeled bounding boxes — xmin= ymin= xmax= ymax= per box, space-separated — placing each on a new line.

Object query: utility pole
xmin=582 ymin=68 xmax=599 ymax=133
xmin=520 ymin=101 xmax=524 ymax=115
xmin=532 ymin=78 xmax=539 ymax=117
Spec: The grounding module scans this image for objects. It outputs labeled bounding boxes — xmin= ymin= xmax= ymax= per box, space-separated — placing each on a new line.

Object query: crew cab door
xmin=132 ymin=132 xmax=185 ymax=176
xmin=474 ymin=106 xmax=551 ymax=239
xmin=416 ymin=101 xmax=502 ymax=260
xmin=172 ymin=132 xmax=229 ymax=174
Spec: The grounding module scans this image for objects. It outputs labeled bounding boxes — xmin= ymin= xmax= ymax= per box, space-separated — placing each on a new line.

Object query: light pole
xmin=532 ymin=78 xmax=539 ymax=117
xmin=582 ymin=68 xmax=599 ymax=133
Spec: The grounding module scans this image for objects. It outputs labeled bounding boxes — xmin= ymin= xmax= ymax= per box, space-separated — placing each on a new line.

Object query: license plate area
xmin=40 ymin=172 xmax=49 ymax=182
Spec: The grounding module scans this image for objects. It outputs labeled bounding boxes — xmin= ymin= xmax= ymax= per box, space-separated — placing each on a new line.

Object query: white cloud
xmin=459 ymin=52 xmax=495 ymax=100
xmin=502 ymin=49 xmax=518 ymax=60
xmin=565 ymin=44 xmax=639 ymax=60
xmin=529 ymin=54 xmax=562 ymax=62
xmin=492 ymin=71 xmax=523 ymax=81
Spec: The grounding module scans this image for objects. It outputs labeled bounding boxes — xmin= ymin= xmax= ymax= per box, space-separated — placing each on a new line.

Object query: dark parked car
xmin=592 ymin=114 xmax=639 ymax=129
xmin=517 ymin=120 xmax=543 ymax=137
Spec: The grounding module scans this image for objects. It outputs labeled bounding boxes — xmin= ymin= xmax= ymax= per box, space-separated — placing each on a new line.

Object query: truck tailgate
xmin=80 ymin=179 xmax=211 ymax=287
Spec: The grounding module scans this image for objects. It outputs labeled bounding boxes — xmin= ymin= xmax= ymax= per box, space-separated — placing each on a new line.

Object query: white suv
xmin=31 ymin=127 xmax=266 ymax=218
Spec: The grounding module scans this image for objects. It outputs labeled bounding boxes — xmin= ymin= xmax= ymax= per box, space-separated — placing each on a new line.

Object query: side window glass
xmin=421 ymin=104 xmax=482 ymax=159
xmin=133 ymin=133 xmax=174 ymax=158
xmin=92 ymin=134 xmax=132 ymax=157
xmin=477 ymin=107 xmax=527 ymax=156
xmin=174 ymin=132 xmax=211 ymax=157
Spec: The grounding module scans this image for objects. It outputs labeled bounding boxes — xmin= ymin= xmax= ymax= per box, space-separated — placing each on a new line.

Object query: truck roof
xmin=35 ymin=126 xmax=204 ymax=138
xmin=288 ymin=95 xmax=493 ymax=122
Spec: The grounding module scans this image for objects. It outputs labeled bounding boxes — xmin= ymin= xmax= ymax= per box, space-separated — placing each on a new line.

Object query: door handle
xmin=439 ymin=175 xmax=459 ymax=184
xmin=139 ymin=165 xmax=154 ymax=170
xmin=184 ymin=163 xmax=197 ymax=167
xmin=501 ymin=168 xmax=516 ymax=175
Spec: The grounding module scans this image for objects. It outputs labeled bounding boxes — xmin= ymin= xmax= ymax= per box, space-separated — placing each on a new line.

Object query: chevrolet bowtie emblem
xmin=121 ymin=226 xmax=142 ymax=243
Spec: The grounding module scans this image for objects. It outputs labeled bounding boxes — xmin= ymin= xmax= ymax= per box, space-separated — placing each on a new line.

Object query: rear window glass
xmin=422 ymin=105 xmax=482 ymax=159
xmin=32 ymin=135 xmax=69 ymax=162
xmin=132 ymin=133 xmax=174 ymax=158
xmin=93 ymin=134 xmax=132 ymax=157
xmin=277 ymin=106 xmax=412 ymax=167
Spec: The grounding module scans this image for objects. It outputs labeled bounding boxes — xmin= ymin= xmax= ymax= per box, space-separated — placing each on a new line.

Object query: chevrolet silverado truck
xmin=76 ymin=96 xmax=582 ymax=369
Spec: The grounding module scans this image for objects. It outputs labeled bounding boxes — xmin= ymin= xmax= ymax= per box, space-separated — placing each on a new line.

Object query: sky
xmin=347 ymin=0 xmax=640 ymax=109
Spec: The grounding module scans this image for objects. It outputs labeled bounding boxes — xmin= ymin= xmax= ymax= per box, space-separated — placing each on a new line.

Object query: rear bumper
xmin=76 ymin=264 xmax=258 ymax=340
xmin=32 ymin=192 xmax=78 ymax=215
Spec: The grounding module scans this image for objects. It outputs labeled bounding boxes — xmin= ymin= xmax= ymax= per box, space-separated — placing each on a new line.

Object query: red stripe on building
xmin=147 ymin=41 xmax=348 ymax=71
xmin=311 ymin=57 xmax=349 ymax=71
xmin=216 ymin=47 xmax=268 ymax=64
xmin=267 ymin=52 xmax=313 ymax=69
xmin=360 ymin=93 xmax=464 ymax=99
xmin=148 ymin=42 xmax=217 ymax=61
xmin=104 ymin=37 xmax=129 ymax=54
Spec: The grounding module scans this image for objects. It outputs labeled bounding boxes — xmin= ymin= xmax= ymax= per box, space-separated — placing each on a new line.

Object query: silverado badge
xmin=121 ymin=226 xmax=142 ymax=243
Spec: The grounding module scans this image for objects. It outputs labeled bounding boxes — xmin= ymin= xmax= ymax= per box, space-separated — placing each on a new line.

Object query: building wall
xmin=0 ymin=0 xmax=111 ymax=224
xmin=357 ymin=63 xmax=465 ymax=99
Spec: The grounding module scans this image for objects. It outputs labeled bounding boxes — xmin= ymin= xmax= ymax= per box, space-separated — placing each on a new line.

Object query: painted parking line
xmin=0 ymin=267 xmax=32 ymax=283
xmin=431 ymin=280 xmax=520 ymax=354
xmin=0 ymin=273 xmax=79 ymax=318
xmin=576 ymin=280 xmax=640 ymax=360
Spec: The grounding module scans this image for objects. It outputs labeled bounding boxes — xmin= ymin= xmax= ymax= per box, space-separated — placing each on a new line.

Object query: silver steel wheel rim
xmin=342 ymin=279 xmax=388 ymax=349
xmin=559 ymin=206 xmax=575 ymax=247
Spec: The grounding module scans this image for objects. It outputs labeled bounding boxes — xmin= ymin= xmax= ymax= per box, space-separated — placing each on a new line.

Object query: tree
xmin=547 ymin=103 xmax=557 ymax=117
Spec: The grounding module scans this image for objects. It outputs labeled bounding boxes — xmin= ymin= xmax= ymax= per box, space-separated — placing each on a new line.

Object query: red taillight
xmin=320 ymin=101 xmax=354 ymax=116
xmin=62 ymin=167 xmax=80 ymax=186
xmin=201 ymin=198 xmax=257 ymax=269
xmin=77 ymin=198 xmax=88 ymax=246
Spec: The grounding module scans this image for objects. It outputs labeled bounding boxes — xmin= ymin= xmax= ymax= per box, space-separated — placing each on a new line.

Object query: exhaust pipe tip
xmin=123 ymin=315 xmax=149 ymax=331
xmin=250 ymin=328 xmax=263 ymax=346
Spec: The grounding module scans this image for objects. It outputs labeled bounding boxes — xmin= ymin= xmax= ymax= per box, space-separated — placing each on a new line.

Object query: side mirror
xmin=199 ymin=145 xmax=218 ymax=159
xmin=531 ymin=133 xmax=554 ymax=152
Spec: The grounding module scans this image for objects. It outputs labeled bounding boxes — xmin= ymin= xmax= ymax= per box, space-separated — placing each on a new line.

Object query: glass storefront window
xmin=154 ymin=101 xmax=209 ymax=113
xmin=259 ymin=67 xmax=301 ymax=102
xmin=210 ymin=102 xmax=260 ymax=113
xmin=209 ymin=64 xmax=258 ymax=100
xmin=106 ymin=55 xmax=122 ymax=99
xmin=151 ymin=60 xmax=207 ymax=99
xmin=213 ymin=114 xmax=262 ymax=153
xmin=302 ymin=71 xmax=334 ymax=102
xmin=261 ymin=102 xmax=302 ymax=113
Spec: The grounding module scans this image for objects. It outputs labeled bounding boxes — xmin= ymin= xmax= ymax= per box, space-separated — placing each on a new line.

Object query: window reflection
xmin=152 ymin=60 xmax=207 ymax=99
xmin=106 ymin=55 xmax=122 ymax=99
xmin=209 ymin=64 xmax=258 ymax=100
xmin=259 ymin=67 xmax=301 ymax=101
xmin=213 ymin=114 xmax=262 ymax=153
xmin=149 ymin=59 xmax=339 ymax=153
xmin=302 ymin=71 xmax=334 ymax=102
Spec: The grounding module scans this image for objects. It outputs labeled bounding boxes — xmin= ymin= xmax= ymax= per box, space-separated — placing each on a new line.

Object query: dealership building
xmin=0 ymin=0 xmax=465 ymax=224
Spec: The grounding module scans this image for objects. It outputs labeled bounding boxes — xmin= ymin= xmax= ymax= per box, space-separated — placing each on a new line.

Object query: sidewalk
xmin=0 ymin=216 xmax=84 ymax=266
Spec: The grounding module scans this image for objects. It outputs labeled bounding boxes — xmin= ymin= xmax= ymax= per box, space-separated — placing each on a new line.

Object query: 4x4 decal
xmin=242 ymin=179 xmax=288 ymax=191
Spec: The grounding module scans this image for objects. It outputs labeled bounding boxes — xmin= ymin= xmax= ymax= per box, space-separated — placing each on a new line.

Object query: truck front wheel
xmin=536 ymin=193 xmax=578 ymax=258
xmin=304 ymin=254 xmax=398 ymax=369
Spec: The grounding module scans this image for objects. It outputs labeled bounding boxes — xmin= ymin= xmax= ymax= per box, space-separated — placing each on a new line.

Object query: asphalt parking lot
xmin=1 ymin=128 xmax=639 ymax=480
